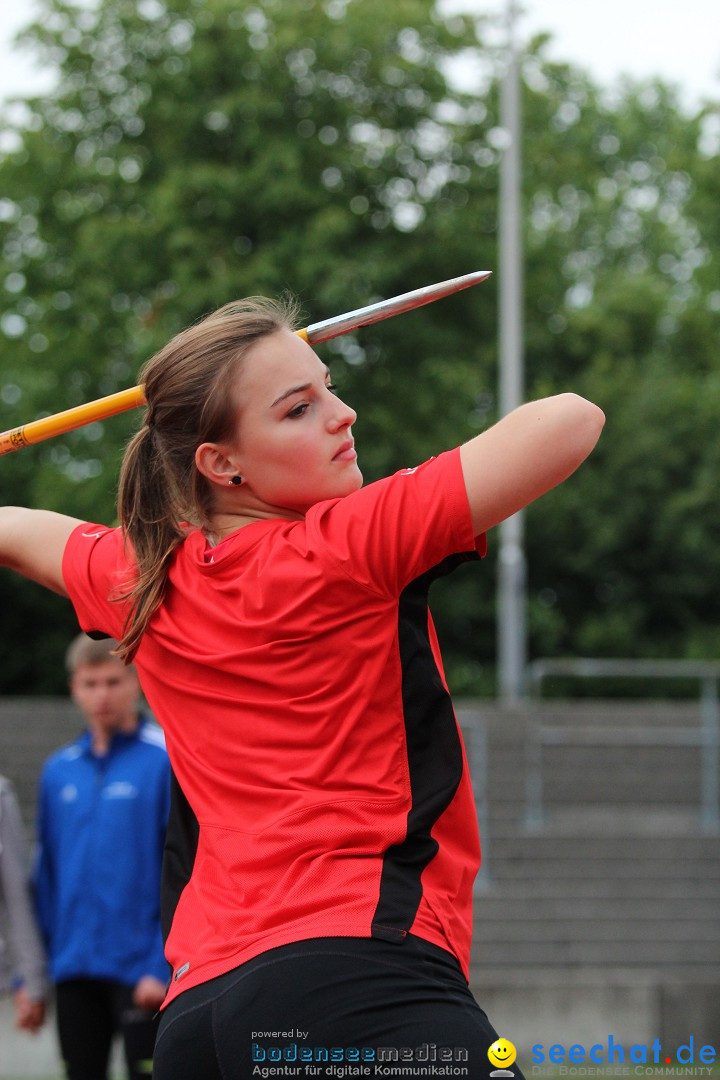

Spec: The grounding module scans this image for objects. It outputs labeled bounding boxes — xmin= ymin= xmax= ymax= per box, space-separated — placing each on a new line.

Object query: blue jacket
xmin=34 ymin=717 xmax=170 ymax=986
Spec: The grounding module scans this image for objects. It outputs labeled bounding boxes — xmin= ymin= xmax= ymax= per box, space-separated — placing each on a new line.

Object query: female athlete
xmin=0 ymin=296 xmax=604 ymax=1078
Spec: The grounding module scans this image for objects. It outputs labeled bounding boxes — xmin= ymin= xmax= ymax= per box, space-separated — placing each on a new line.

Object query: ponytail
xmin=114 ymin=424 xmax=188 ymax=661
xmin=114 ymin=295 xmax=300 ymax=661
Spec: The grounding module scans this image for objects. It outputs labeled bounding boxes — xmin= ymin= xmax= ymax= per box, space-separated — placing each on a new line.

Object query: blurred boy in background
xmin=34 ymin=634 xmax=170 ymax=1080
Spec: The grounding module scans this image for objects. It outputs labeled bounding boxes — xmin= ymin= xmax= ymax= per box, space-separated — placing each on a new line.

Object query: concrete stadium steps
xmin=473 ymin=896 xmax=720 ymax=920
xmin=459 ymin=700 xmax=714 ymax=828
xmin=472 ymin=838 xmax=720 ymax=970
xmin=485 ymin=834 xmax=720 ymax=865
xmin=529 ymin=748 xmax=706 ymax=807
xmin=472 ymin=933 xmax=720 ymax=967
xmin=487 ymin=858 xmax=720 ymax=879
xmin=481 ymin=876 xmax=720 ymax=899
xmin=457 ymin=700 xmax=720 ymax=995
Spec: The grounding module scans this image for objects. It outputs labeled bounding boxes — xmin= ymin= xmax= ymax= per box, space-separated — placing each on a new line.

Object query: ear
xmin=195 ymin=442 xmax=241 ymax=488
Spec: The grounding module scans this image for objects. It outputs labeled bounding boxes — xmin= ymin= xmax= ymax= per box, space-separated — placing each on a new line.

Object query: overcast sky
xmin=449 ymin=0 xmax=720 ymax=108
xmin=0 ymin=0 xmax=718 ymax=109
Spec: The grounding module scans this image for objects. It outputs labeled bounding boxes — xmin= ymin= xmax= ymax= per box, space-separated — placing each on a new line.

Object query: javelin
xmin=0 ymin=270 xmax=491 ymax=455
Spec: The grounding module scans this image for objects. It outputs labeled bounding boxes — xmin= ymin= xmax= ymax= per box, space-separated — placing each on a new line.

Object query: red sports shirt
xmin=62 ymin=448 xmax=486 ymax=1007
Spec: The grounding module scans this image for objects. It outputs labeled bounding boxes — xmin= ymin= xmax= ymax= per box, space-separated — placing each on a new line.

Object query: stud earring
xmin=229 ymin=475 xmax=243 ymax=486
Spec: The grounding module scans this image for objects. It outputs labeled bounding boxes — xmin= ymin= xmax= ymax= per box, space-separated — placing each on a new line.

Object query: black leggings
xmin=55 ymin=979 xmax=160 ymax=1080
xmin=154 ymin=936 xmax=525 ymax=1080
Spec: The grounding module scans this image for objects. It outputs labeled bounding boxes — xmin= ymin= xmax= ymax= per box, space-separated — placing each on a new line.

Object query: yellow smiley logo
xmin=488 ymin=1039 xmax=517 ymax=1069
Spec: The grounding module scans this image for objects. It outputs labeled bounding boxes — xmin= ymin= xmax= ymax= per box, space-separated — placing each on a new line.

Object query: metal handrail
xmin=524 ymin=658 xmax=720 ymax=833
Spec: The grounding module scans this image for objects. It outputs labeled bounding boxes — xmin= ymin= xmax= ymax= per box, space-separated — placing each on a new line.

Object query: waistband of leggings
xmin=162 ymin=933 xmax=461 ymax=1014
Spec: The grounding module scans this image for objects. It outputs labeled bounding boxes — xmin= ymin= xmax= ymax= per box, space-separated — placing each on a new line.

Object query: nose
xmin=327 ymin=393 xmax=356 ymax=431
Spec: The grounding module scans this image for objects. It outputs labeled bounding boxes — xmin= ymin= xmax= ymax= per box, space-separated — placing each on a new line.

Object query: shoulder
xmin=42 ymin=740 xmax=85 ymax=775
xmin=63 ymin=522 xmax=127 ymax=570
xmin=300 ymin=448 xmax=477 ymax=596
xmin=306 ymin=451 xmax=463 ymax=530
xmin=134 ymin=720 xmax=169 ymax=770
xmin=62 ymin=523 xmax=134 ymax=640
xmin=137 ymin=719 xmax=167 ymax=752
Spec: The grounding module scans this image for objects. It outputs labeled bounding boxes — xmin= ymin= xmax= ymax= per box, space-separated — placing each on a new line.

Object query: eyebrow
xmin=270 ymin=366 xmax=331 ymax=408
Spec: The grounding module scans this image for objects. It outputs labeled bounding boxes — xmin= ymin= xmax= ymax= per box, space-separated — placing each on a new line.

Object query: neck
xmin=89 ymin=713 xmax=139 ymax=755
xmin=206 ymin=506 xmax=303 ymax=543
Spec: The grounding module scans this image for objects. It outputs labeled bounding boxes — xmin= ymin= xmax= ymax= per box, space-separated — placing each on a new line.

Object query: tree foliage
xmin=1 ymin=0 xmax=719 ymax=693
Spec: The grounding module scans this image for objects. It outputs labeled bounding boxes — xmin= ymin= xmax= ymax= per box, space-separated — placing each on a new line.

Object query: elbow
xmin=563 ymin=393 xmax=605 ymax=450
xmin=563 ymin=392 xmax=605 ymax=423
xmin=582 ymin=394 xmax=605 ymax=432
xmin=584 ymin=397 xmax=606 ymax=445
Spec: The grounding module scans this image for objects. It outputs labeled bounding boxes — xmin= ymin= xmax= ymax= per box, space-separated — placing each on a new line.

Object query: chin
xmin=337 ymin=469 xmax=363 ymax=498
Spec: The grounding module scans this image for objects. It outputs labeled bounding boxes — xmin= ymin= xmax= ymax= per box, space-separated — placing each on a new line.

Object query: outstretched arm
xmin=0 ymin=507 xmax=85 ymax=596
xmin=459 ymin=393 xmax=605 ymax=536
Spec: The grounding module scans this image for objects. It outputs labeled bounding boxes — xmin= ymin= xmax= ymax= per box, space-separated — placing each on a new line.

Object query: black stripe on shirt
xmin=160 ymin=769 xmax=200 ymax=944
xmin=370 ymin=551 xmax=480 ymax=943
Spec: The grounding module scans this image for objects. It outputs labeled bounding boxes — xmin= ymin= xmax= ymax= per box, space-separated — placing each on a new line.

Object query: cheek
xmin=260 ymin=431 xmax=325 ymax=473
xmin=254 ymin=441 xmax=341 ymax=505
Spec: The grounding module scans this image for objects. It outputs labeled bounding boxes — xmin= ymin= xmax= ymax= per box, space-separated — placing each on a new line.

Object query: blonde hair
xmin=65 ymin=633 xmax=125 ymax=673
xmin=116 ymin=295 xmax=300 ymax=661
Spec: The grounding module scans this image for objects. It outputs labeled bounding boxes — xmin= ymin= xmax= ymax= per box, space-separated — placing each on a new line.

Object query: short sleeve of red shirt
xmin=305 ymin=447 xmax=486 ymax=597
xmin=62 ymin=524 xmax=132 ymax=640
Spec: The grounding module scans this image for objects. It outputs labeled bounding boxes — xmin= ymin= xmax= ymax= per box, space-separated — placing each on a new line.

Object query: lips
xmin=332 ymin=439 xmax=356 ymax=462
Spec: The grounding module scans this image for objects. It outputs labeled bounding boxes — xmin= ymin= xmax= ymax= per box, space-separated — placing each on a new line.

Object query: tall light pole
xmin=497 ymin=0 xmax=527 ymax=704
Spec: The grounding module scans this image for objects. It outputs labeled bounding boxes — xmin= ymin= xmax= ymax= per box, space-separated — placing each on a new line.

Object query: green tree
xmin=513 ymin=61 xmax=720 ymax=667
xmin=2 ymin=0 xmax=720 ymax=696
xmin=0 ymin=0 xmax=497 ymax=692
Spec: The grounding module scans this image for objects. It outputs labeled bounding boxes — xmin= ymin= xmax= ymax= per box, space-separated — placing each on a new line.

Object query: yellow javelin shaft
xmin=0 ymin=386 xmax=147 ymax=455
xmin=0 ymin=270 xmax=490 ymax=455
